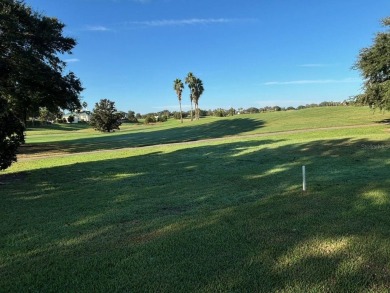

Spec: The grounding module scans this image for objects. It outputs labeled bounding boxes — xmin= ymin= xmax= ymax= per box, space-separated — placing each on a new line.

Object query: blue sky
xmin=26 ymin=0 xmax=390 ymax=113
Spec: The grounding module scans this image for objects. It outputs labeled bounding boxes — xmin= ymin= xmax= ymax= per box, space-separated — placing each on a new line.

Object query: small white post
xmin=302 ymin=165 xmax=306 ymax=192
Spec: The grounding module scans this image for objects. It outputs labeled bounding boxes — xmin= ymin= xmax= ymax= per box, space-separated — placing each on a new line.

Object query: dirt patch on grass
xmin=18 ymin=143 xmax=68 ymax=158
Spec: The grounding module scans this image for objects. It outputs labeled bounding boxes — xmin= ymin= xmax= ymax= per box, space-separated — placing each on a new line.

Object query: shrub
xmin=144 ymin=115 xmax=156 ymax=124
xmin=159 ymin=115 xmax=168 ymax=122
xmin=213 ymin=108 xmax=226 ymax=117
xmin=67 ymin=115 xmax=74 ymax=123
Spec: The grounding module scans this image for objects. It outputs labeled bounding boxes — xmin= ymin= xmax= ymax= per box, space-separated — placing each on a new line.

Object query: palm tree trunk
xmin=195 ymin=100 xmax=199 ymax=120
xmin=179 ymin=100 xmax=183 ymax=123
xmin=190 ymin=99 xmax=194 ymax=121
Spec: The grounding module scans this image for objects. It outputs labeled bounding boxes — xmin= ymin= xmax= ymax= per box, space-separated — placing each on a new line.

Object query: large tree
xmin=173 ymin=78 xmax=184 ymax=123
xmin=0 ymin=0 xmax=83 ymax=170
xmin=89 ymin=99 xmax=123 ymax=132
xmin=354 ymin=17 xmax=390 ymax=111
xmin=0 ymin=0 xmax=83 ymax=124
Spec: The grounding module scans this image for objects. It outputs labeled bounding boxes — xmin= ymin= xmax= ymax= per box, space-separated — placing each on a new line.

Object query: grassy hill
xmin=19 ymin=106 xmax=388 ymax=156
xmin=1 ymin=106 xmax=390 ymax=292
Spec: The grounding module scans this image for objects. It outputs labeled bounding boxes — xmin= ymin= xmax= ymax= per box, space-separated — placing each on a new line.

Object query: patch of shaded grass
xmin=19 ymin=118 xmax=265 ymax=156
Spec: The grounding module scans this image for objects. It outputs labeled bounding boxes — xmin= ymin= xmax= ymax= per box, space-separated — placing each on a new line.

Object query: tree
xmin=0 ymin=0 xmax=83 ymax=170
xmin=173 ymin=79 xmax=184 ymax=123
xmin=127 ymin=110 xmax=138 ymax=123
xmin=192 ymin=78 xmax=204 ymax=120
xmin=185 ymin=73 xmax=204 ymax=121
xmin=144 ymin=114 xmax=156 ymax=124
xmin=0 ymin=0 xmax=83 ymax=124
xmin=0 ymin=99 xmax=25 ymax=170
xmin=185 ymin=72 xmax=196 ymax=121
xmin=354 ymin=17 xmax=390 ymax=111
xmin=246 ymin=107 xmax=259 ymax=114
xmin=213 ymin=108 xmax=226 ymax=117
xmin=228 ymin=107 xmax=236 ymax=116
xmin=89 ymin=99 xmax=123 ymax=132
xmin=39 ymin=107 xmax=58 ymax=123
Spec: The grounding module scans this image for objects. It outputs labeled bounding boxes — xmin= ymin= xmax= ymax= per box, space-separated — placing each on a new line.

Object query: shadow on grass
xmin=2 ymin=137 xmax=390 ymax=291
xmin=26 ymin=123 xmax=90 ymax=132
xmin=19 ymin=118 xmax=265 ymax=156
xmin=375 ymin=118 xmax=390 ymax=125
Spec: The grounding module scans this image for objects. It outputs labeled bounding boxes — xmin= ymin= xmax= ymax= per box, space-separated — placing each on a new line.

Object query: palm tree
xmin=193 ymin=78 xmax=204 ymax=120
xmin=185 ymin=72 xmax=196 ymax=121
xmin=173 ymin=78 xmax=184 ymax=123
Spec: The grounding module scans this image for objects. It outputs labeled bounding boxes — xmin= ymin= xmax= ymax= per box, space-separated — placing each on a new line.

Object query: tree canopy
xmin=354 ymin=17 xmax=390 ymax=111
xmin=0 ymin=0 xmax=83 ymax=123
xmin=89 ymin=99 xmax=123 ymax=132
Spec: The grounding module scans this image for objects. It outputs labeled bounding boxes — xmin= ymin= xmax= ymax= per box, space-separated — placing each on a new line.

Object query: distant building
xmin=63 ymin=111 xmax=91 ymax=123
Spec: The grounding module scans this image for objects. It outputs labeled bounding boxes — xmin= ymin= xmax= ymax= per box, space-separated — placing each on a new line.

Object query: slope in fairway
xmin=1 ymin=107 xmax=390 ymax=292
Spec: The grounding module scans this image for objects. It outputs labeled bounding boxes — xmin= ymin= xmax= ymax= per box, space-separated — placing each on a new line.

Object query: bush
xmin=159 ymin=115 xmax=168 ymax=122
xmin=144 ymin=115 xmax=156 ymax=124
xmin=128 ymin=116 xmax=138 ymax=123
xmin=213 ymin=108 xmax=226 ymax=117
xmin=67 ymin=115 xmax=74 ymax=123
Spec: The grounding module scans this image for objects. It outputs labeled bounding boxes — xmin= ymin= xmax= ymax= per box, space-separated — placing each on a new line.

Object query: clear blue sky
xmin=26 ymin=0 xmax=390 ymax=114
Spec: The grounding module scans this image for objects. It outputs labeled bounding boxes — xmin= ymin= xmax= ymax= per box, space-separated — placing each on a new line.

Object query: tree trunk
xmin=179 ymin=100 xmax=183 ymax=123
xmin=22 ymin=108 xmax=27 ymax=127
xmin=195 ymin=100 xmax=199 ymax=120
xmin=190 ymin=99 xmax=194 ymax=122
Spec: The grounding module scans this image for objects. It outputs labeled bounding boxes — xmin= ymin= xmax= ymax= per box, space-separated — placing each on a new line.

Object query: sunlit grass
xmin=25 ymin=106 xmax=385 ymax=145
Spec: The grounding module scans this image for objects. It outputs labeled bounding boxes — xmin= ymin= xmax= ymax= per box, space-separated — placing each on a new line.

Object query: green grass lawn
xmin=20 ymin=106 xmax=388 ymax=157
xmin=1 ymin=107 xmax=390 ymax=292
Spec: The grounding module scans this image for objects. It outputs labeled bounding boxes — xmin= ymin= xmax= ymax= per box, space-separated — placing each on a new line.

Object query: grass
xmin=1 ymin=106 xmax=390 ymax=292
xmin=20 ymin=106 xmax=387 ymax=157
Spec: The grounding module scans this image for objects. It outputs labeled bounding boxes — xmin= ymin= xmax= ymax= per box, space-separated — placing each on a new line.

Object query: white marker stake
xmin=302 ymin=165 xmax=306 ymax=192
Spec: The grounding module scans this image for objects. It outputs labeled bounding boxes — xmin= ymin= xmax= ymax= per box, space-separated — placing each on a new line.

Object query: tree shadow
xmin=375 ymin=118 xmax=390 ymax=124
xmin=2 ymin=137 xmax=390 ymax=291
xmin=19 ymin=118 xmax=265 ymax=156
xmin=26 ymin=123 xmax=89 ymax=132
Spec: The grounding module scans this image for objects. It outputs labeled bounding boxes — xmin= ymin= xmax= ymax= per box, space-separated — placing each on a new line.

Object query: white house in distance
xmin=63 ymin=111 xmax=92 ymax=123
